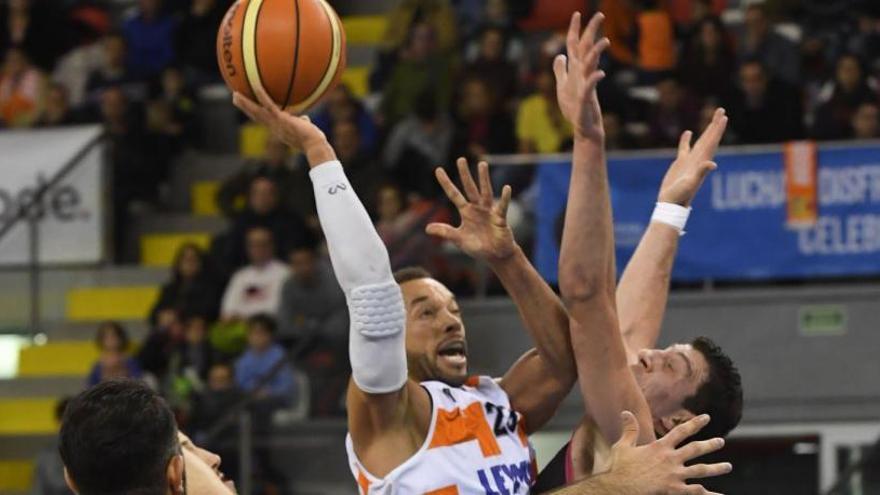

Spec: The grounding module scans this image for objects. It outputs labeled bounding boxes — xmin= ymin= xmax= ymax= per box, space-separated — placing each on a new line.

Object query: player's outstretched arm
xmin=547 ymin=412 xmax=732 ymax=495
xmin=427 ymin=158 xmax=576 ymax=431
xmin=554 ymin=12 xmax=654 ymax=445
xmin=616 ymin=111 xmax=728 ymax=356
xmin=233 ymin=88 xmax=429 ymax=468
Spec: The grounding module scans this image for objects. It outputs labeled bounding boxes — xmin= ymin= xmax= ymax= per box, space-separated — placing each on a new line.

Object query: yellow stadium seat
xmin=342 ymin=16 xmax=388 ymax=45
xmin=66 ymin=287 xmax=159 ymax=321
xmin=0 ymin=460 xmax=34 ymax=491
xmin=0 ymin=399 xmax=56 ymax=435
xmin=240 ymin=123 xmax=270 ymax=158
xmin=17 ymin=341 xmax=98 ymax=377
xmin=192 ymin=181 xmax=221 ymax=216
xmin=140 ymin=233 xmax=211 ymax=267
xmin=341 ymin=67 xmax=370 ymax=98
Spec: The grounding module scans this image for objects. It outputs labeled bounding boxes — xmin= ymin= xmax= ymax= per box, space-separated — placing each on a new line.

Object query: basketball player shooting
xmin=231 ymin=62 xmax=730 ymax=492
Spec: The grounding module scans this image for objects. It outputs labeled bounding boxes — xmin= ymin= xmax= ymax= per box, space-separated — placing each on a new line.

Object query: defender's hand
xmin=553 ymin=12 xmax=610 ymax=142
xmin=658 ymin=109 xmax=728 ymax=206
xmin=427 ymin=158 xmax=515 ymax=264
xmin=232 ymin=84 xmax=335 ymax=167
xmin=608 ymin=411 xmax=732 ymax=495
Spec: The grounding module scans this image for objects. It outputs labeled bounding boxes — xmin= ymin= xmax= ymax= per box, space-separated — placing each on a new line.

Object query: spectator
xmin=813 ymin=54 xmax=879 ymax=140
xmin=84 ymin=32 xmax=143 ymax=107
xmin=87 ymin=321 xmax=143 ymax=387
xmin=0 ymin=0 xmax=66 ymax=71
xmin=646 ymin=77 xmax=700 ymax=147
xmin=310 ymin=84 xmax=378 ymax=154
xmin=603 ymin=111 xmax=638 ymax=150
xmin=380 ymin=21 xmax=454 ymax=126
xmin=235 ymin=314 xmax=296 ymax=403
xmin=376 ymin=183 xmax=450 ymax=271
xmin=678 ymin=16 xmax=737 ymax=100
xmin=0 ymin=46 xmax=43 ymax=127
xmin=149 ymin=243 xmax=222 ymax=327
xmin=217 ymin=135 xmax=298 ymax=218
xmin=381 ymin=0 xmax=458 ymax=55
xmin=383 ymin=91 xmax=453 ymax=198
xmin=122 ymin=0 xmax=177 ymax=80
xmin=220 ymin=227 xmax=289 ymax=321
xmin=34 ymin=82 xmax=78 ymax=127
xmin=599 ymin=0 xmax=637 ymax=69
xmin=451 ymin=76 xmax=516 ymax=161
xmin=462 ymin=27 xmax=519 ymax=105
xmin=276 ymin=243 xmax=347 ymax=351
xmin=31 ymin=398 xmax=74 ymax=495
xmin=635 ymin=0 xmax=676 ymax=82
xmin=188 ymin=362 xmax=243 ymax=480
xmin=162 ymin=315 xmax=218 ymax=412
xmin=737 ymin=3 xmax=800 ymax=86
xmin=516 ymin=67 xmax=571 ymax=153
xmin=143 ymin=66 xmax=195 ymax=182
xmin=176 ymin=0 xmax=225 ymax=85
xmin=851 ymin=102 xmax=880 ymax=138
xmin=137 ymin=308 xmax=185 ymax=381
xmin=725 ymin=60 xmax=804 ymax=144
xmin=331 ymin=119 xmax=384 ymax=216
xmin=666 ymin=0 xmax=726 ymax=33
xmin=225 ymin=176 xmax=310 ymax=269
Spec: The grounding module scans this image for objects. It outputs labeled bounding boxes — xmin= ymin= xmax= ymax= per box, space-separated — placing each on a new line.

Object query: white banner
xmin=0 ymin=125 xmax=105 ymax=265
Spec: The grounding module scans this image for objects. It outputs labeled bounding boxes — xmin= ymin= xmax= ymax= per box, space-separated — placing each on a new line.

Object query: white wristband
xmin=651 ymin=202 xmax=691 ymax=236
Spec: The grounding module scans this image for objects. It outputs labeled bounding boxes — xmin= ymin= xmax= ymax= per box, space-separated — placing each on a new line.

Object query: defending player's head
xmin=59 ymin=379 xmax=184 ymax=495
xmin=394 ymin=266 xmax=468 ymax=387
xmin=632 ymin=336 xmax=742 ymax=441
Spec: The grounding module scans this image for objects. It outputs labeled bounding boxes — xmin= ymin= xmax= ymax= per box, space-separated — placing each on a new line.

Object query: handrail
xmin=824 ymin=434 xmax=880 ymax=495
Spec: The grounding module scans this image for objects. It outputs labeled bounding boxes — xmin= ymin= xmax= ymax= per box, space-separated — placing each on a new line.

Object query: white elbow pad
xmin=348 ymin=281 xmax=407 ymax=394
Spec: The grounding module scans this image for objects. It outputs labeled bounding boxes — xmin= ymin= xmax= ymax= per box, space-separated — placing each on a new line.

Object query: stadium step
xmin=66 ymin=286 xmax=159 ymax=322
xmin=0 ymin=398 xmax=57 ymax=435
xmin=341 ymin=66 xmax=370 ymax=97
xmin=341 ymin=15 xmax=387 ymax=45
xmin=17 ymin=341 xmax=98 ymax=377
xmin=192 ymin=180 xmax=221 ymax=216
xmin=140 ymin=232 xmax=213 ymax=267
xmin=0 ymin=377 xmax=84 ymax=399
xmin=35 ymin=320 xmax=149 ymax=342
xmin=0 ymin=460 xmax=33 ymax=493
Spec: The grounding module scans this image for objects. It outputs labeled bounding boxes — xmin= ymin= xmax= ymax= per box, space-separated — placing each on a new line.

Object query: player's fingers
xmin=457 ymin=157 xmax=481 ymax=203
xmin=583 ymin=37 xmax=610 ymax=73
xmin=579 ymin=12 xmax=605 ymax=55
xmin=566 ymin=12 xmax=581 ymax=58
xmin=426 ymin=223 xmax=460 ymax=242
xmin=252 ymin=82 xmax=280 ymax=115
xmin=682 ymin=484 xmax=713 ymax=495
xmin=494 ymin=184 xmax=512 ymax=219
xmin=232 ymin=92 xmax=266 ymax=123
xmin=585 ymin=70 xmax=606 ymax=91
xmin=477 ymin=161 xmax=494 ymax=205
xmin=615 ymin=411 xmax=640 ymax=447
xmin=677 ymin=437 xmax=725 ymax=462
xmin=677 ymin=130 xmax=693 ymax=159
xmin=693 ymin=108 xmax=728 ymax=156
xmin=435 ymin=167 xmax=468 ymax=209
xmin=553 ymin=54 xmax=568 ymax=86
xmin=683 ymin=462 xmax=733 ymax=480
xmin=696 ymin=161 xmax=718 ymax=180
xmin=663 ymin=414 xmax=711 ymax=447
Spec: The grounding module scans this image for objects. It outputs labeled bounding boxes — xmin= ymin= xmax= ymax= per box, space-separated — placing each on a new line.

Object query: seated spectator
xmin=737 ymin=3 xmax=800 ymax=86
xmin=678 ymin=16 xmax=736 ymax=100
xmin=310 ymin=84 xmax=378 ymax=154
xmin=451 ymin=76 xmax=516 ymax=161
xmin=851 ymin=102 xmax=880 ymax=139
xmin=220 ymin=227 xmax=289 ymax=321
xmin=150 ymin=243 xmax=222 ymax=325
xmin=276 ymin=242 xmax=347 ymax=350
xmin=376 ymin=182 xmax=450 ymax=271
xmin=599 ymin=0 xmax=637 ymax=69
xmin=635 ymin=0 xmax=676 ymax=82
xmin=462 ymin=27 xmax=519 ymax=105
xmin=331 ymin=119 xmax=384 ymax=216
xmin=224 ymin=176 xmax=309 ymax=269
xmin=647 ymin=77 xmax=700 ymax=147
xmin=0 ymin=0 xmax=66 ymax=71
xmin=725 ymin=60 xmax=804 ymax=144
xmin=188 ymin=362 xmax=243 ymax=480
xmin=34 ymin=82 xmax=79 ymax=127
xmin=137 ymin=308 xmax=185 ymax=380
xmin=87 ymin=321 xmax=143 ymax=387
xmin=516 ymin=67 xmax=571 ymax=153
xmin=383 ymin=91 xmax=453 ymax=198
xmin=31 ymin=397 xmax=73 ymax=495
xmin=667 ymin=0 xmax=726 ymax=34
xmin=176 ymin=0 xmax=225 ymax=85
xmin=380 ymin=21 xmax=454 ymax=126
xmin=84 ymin=32 xmax=144 ymax=107
xmin=217 ymin=135 xmax=298 ymax=218
xmin=122 ymin=0 xmax=177 ymax=80
xmin=0 ymin=46 xmax=43 ymax=127
xmin=143 ymin=67 xmax=195 ymax=182
xmin=603 ymin=111 xmax=638 ymax=150
xmin=235 ymin=314 xmax=296 ymax=403
xmin=162 ymin=315 xmax=218 ymax=412
xmin=381 ymin=0 xmax=458 ymax=54
xmin=813 ymin=54 xmax=879 ymax=140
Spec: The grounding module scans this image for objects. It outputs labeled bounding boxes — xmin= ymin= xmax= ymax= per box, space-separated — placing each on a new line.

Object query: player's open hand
xmin=427 ymin=158 xmax=516 ymax=264
xmin=607 ymin=411 xmax=732 ymax=495
xmin=553 ymin=12 xmax=610 ymax=142
xmin=658 ymin=108 xmax=729 ymax=206
xmin=232 ymin=84 xmax=334 ymax=166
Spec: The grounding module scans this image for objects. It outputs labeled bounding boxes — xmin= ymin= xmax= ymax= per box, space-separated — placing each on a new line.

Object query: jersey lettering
xmin=476 ymin=461 xmax=532 ymax=495
xmin=485 ymin=402 xmax=518 ymax=437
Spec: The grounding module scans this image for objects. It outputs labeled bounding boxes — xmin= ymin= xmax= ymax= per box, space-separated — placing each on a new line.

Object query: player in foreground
xmin=233 ymin=70 xmax=731 ymax=491
xmin=59 ymin=379 xmax=235 ymax=495
xmin=532 ymin=11 xmax=742 ymax=492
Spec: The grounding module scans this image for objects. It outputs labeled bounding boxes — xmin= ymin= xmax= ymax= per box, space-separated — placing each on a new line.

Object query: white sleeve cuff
xmin=651 ymin=202 xmax=691 ymax=236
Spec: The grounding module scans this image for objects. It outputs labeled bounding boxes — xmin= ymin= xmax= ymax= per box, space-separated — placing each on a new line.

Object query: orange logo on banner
xmin=429 ymin=401 xmax=502 ymax=457
xmin=784 ymin=141 xmax=818 ymax=228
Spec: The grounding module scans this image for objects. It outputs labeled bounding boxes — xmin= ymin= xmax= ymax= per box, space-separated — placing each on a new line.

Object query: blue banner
xmin=535 ymin=143 xmax=880 ymax=283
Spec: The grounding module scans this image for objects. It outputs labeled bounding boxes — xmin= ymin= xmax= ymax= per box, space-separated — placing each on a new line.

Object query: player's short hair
xmin=59 ymin=380 xmax=178 ymax=495
xmin=683 ymin=337 xmax=743 ymax=441
xmin=393 ymin=266 xmax=432 ymax=285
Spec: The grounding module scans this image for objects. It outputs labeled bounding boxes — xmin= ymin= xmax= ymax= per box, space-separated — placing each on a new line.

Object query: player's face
xmin=400 ymin=278 xmax=468 ymax=387
xmin=631 ymin=344 xmax=709 ymax=436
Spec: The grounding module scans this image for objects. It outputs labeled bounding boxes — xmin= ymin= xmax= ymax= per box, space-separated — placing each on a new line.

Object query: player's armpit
xmin=499 ymin=348 xmax=573 ymax=434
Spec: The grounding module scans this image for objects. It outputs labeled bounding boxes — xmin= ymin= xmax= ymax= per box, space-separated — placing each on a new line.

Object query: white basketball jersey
xmin=345 ymin=376 xmax=536 ymax=494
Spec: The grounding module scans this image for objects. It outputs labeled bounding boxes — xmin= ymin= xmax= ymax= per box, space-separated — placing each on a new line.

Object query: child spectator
xmin=87 ymin=322 xmax=143 ymax=386
xmin=235 ymin=314 xmax=297 ymax=405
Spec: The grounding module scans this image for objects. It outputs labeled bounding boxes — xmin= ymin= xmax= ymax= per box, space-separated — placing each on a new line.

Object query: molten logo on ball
xmin=220 ymin=1 xmax=240 ymax=78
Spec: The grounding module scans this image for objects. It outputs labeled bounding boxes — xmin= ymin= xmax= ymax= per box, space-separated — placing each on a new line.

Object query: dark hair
xmin=414 ymin=89 xmax=439 ymax=122
xmin=59 ymin=380 xmax=178 ymax=495
xmin=55 ymin=397 xmax=71 ymax=421
xmin=683 ymin=337 xmax=743 ymax=441
xmin=171 ymin=242 xmax=205 ymax=283
xmin=247 ymin=313 xmax=277 ymax=335
xmin=95 ymin=321 xmax=129 ymax=352
xmin=393 ymin=266 xmax=432 ymax=285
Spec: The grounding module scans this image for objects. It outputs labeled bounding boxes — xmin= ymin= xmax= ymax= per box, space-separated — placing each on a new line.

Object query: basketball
xmin=216 ymin=0 xmax=346 ymax=113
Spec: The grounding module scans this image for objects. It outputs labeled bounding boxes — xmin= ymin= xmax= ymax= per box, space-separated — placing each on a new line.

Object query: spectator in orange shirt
xmin=0 ymin=45 xmax=42 ymax=127
xmin=636 ymin=0 xmax=676 ymax=83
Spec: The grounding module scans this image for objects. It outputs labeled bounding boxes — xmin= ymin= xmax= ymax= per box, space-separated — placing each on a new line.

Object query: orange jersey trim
xmin=426 ymin=486 xmax=460 ymax=495
xmin=429 ymin=401 xmax=502 ymax=457
xmin=357 ymin=468 xmax=371 ymax=494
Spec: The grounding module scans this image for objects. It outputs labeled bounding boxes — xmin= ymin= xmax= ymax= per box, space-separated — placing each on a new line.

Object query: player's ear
xmin=167 ymin=453 xmax=185 ymax=495
xmin=63 ymin=466 xmax=80 ymax=494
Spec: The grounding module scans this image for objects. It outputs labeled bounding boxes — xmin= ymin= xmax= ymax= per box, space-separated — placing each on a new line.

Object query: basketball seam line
xmin=282 ymin=0 xmax=301 ymax=108
xmin=292 ymin=0 xmax=342 ymax=112
xmin=311 ymin=1 xmax=335 ymax=104
xmin=253 ymin=0 xmax=268 ymax=97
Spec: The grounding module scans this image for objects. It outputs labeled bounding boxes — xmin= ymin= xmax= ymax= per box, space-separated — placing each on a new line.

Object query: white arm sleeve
xmin=309 ymin=160 xmax=407 ymax=394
